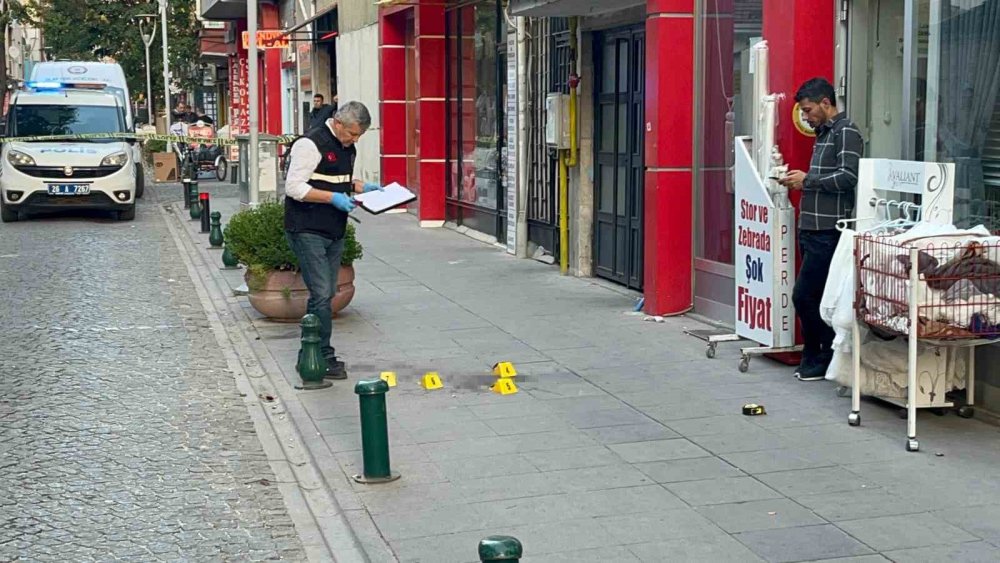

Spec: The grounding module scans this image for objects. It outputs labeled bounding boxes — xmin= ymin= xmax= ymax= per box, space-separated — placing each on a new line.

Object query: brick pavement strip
xmin=0 ymin=191 xmax=306 ymax=561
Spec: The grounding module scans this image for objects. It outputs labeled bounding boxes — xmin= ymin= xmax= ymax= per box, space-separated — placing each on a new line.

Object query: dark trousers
xmin=792 ymin=229 xmax=840 ymax=360
xmin=286 ymin=231 xmax=345 ymax=359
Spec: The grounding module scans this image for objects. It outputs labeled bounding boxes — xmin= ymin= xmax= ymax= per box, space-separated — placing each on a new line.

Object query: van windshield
xmin=11 ymin=104 xmax=125 ymax=142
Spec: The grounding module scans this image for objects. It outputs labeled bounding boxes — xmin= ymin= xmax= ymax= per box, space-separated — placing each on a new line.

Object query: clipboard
xmin=353 ymin=182 xmax=417 ymax=214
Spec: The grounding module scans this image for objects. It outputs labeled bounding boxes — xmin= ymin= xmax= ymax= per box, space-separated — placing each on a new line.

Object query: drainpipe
xmin=559 ymin=17 xmax=580 ymax=275
xmin=516 ymin=16 xmax=529 ymax=258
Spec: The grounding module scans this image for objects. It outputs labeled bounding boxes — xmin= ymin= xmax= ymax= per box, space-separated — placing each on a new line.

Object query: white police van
xmin=1 ymin=81 xmax=140 ymax=222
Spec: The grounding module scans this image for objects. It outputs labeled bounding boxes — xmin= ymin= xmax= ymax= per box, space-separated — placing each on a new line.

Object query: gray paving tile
xmin=640 ymin=401 xmax=733 ymax=422
xmin=598 ymin=508 xmax=726 ymax=544
xmin=371 ymin=504 xmax=491 ymax=541
xmin=434 ymin=454 xmax=540 ymax=481
xmin=507 ymin=517 xmax=622 ymax=556
xmin=547 ymin=464 xmax=654 ymax=492
xmin=882 ymin=541 xmax=1000 ymax=563
xmin=538 ymin=394 xmax=626 ymax=414
xmin=608 ymin=439 xmax=711 ymax=463
xmin=720 ymin=448 xmax=833 ymax=475
xmin=796 ymin=489 xmax=926 ymax=522
xmin=665 ymin=476 xmax=783 ymax=506
xmin=483 ymin=415 xmax=574 ymax=436
xmin=664 ymin=415 xmax=763 ymax=437
xmin=528 ymin=445 xmax=624 ymax=472
xmin=687 ymin=426 xmax=794 ymax=454
xmin=807 ymin=557 xmax=890 ymax=563
xmin=734 ymin=524 xmax=874 ymax=563
xmin=756 ymin=466 xmax=880 ymax=498
xmin=934 ymin=504 xmax=1000 ymax=544
xmin=581 ymin=423 xmax=680 ymax=445
xmin=390 ymin=528 xmax=491 ymax=562
xmin=634 ymin=456 xmax=745 ymax=483
xmin=522 ymin=546 xmax=640 ymax=563
xmin=627 ymin=534 xmax=767 ymax=562
xmin=409 ymin=419 xmax=498 ymax=444
xmin=468 ymin=400 xmax=550 ymax=420
xmin=696 ymin=498 xmax=827 ymax=533
xmin=837 ymin=513 xmax=979 ymax=551
xmin=558 ymin=407 xmax=653 ymax=429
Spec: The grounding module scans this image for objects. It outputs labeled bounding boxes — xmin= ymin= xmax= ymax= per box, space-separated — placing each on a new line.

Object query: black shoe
xmin=796 ymin=361 xmax=828 ymax=381
xmin=794 ymin=353 xmax=818 ymax=377
xmin=324 ymin=358 xmax=348 ymax=380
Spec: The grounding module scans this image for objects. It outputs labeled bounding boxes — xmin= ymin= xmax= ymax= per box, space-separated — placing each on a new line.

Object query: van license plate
xmin=47 ymin=184 xmax=91 ymax=195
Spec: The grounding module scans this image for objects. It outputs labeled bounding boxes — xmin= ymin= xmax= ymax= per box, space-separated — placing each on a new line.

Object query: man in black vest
xmin=284 ymin=101 xmax=380 ymax=379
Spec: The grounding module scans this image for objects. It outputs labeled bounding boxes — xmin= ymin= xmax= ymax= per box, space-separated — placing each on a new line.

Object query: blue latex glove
xmin=330 ymin=192 xmax=356 ymax=213
xmin=362 ymin=182 xmax=383 ymax=193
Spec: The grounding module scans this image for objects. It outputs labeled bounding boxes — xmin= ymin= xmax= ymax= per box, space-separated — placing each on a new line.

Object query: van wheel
xmin=118 ymin=205 xmax=136 ymax=221
xmin=135 ymin=165 xmax=146 ymax=199
xmin=1 ymin=204 xmax=19 ymax=223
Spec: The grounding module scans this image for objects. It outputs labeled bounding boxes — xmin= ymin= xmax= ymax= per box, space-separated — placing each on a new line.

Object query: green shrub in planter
xmin=223 ymin=200 xmax=364 ymax=289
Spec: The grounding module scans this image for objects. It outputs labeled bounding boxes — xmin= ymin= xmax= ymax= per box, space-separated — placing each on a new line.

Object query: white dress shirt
xmin=284 ymin=121 xmax=359 ymax=201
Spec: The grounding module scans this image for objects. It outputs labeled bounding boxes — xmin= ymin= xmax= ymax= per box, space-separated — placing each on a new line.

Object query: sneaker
xmin=324 ymin=357 xmax=348 ymax=380
xmin=794 ymin=354 xmax=818 ymax=378
xmin=796 ymin=362 xmax=827 ymax=381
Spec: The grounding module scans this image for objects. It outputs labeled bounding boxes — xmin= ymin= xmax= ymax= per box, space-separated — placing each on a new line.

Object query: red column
xmin=644 ymin=0 xmax=697 ymax=315
xmin=380 ymin=10 xmax=409 ymax=192
xmin=415 ymin=3 xmax=446 ymax=223
xmin=764 ymin=0 xmax=835 ymax=197
xmin=262 ymin=5 xmax=283 ymax=135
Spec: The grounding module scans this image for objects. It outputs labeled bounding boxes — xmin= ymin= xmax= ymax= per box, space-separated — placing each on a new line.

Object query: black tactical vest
xmin=284 ymin=125 xmax=356 ymax=240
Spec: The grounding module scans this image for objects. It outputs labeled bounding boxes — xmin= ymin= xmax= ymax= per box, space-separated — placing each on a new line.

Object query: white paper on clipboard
xmin=353 ymin=182 xmax=417 ymax=214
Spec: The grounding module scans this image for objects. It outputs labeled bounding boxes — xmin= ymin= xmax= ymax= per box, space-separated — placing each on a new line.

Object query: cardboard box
xmin=153 ymin=152 xmax=178 ymax=183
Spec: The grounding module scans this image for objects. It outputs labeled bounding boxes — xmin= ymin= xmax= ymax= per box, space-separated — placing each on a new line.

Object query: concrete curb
xmin=159 ymin=201 xmax=385 ymax=562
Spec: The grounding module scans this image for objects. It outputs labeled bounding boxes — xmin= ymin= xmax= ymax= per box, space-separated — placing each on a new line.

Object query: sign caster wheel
xmin=848 ymin=412 xmax=860 ymax=426
xmin=706 ymin=345 xmax=717 ymax=359
xmin=738 ymin=356 xmax=750 ymax=373
xmin=957 ymin=406 xmax=975 ymax=419
xmin=906 ymin=438 xmax=919 ymax=452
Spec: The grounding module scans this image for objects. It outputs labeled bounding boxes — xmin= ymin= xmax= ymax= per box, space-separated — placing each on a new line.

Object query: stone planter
xmin=332 ymin=264 xmax=356 ymax=315
xmin=246 ymin=270 xmax=308 ymax=322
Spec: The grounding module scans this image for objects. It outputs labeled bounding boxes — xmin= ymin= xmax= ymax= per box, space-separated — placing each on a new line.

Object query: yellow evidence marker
xmin=420 ymin=372 xmax=443 ymax=390
xmin=490 ymin=378 xmax=518 ymax=395
xmin=492 ymin=362 xmax=517 ymax=378
xmin=380 ymin=371 xmax=397 ymax=387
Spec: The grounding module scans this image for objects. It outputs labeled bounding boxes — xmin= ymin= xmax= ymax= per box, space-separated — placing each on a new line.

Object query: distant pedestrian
xmin=308 ymin=94 xmax=335 ymax=130
xmin=283 ymin=101 xmax=382 ymax=380
xmin=779 ymin=77 xmax=863 ymax=382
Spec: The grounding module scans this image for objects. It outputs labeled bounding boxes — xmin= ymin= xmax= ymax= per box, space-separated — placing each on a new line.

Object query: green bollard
xmin=221 ymin=245 xmax=240 ymax=269
xmin=209 ymin=212 xmax=225 ymax=248
xmin=189 ymin=198 xmax=202 ymax=220
xmin=352 ymin=379 xmax=401 ymax=484
xmin=478 ymin=536 xmax=523 ymax=562
xmin=297 ymin=314 xmax=332 ymax=390
xmin=188 ymin=179 xmax=199 ymax=208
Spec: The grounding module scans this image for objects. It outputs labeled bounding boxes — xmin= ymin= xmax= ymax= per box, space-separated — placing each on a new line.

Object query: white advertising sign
xmin=734 ymin=138 xmax=795 ymax=348
xmin=505 ymin=30 xmax=518 ymax=254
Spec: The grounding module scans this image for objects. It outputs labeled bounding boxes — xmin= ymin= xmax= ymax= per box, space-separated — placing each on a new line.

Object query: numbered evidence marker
xmin=490 ymin=378 xmax=518 ymax=395
xmin=420 ymin=372 xmax=443 ymax=390
xmin=380 ymin=371 xmax=397 ymax=387
xmin=492 ymin=361 xmax=517 ymax=378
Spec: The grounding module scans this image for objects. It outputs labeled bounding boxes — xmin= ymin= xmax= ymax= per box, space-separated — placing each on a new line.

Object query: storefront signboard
xmin=505 ymin=29 xmax=518 ymax=254
xmin=734 ymin=137 xmax=795 ymax=348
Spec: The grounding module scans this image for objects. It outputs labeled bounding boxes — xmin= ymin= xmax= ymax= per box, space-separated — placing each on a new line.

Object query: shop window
xmin=698 ymin=0 xmax=763 ymax=265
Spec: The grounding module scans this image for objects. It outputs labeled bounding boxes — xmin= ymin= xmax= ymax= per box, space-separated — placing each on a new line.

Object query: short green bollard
xmin=209 ymin=212 xmax=224 ymax=248
xmin=189 ymin=198 xmax=202 ymax=220
xmin=478 ymin=536 xmax=523 ymax=562
xmin=352 ymin=379 xmax=401 ymax=484
xmin=221 ymin=245 xmax=239 ymax=269
xmin=297 ymin=315 xmax=332 ymax=390
xmin=188 ymin=179 xmax=200 ymax=208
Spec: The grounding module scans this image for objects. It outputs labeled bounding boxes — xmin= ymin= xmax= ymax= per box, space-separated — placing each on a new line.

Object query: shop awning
xmin=509 ymin=0 xmax=643 ymax=17
xmin=278 ymin=3 xmax=338 ymax=41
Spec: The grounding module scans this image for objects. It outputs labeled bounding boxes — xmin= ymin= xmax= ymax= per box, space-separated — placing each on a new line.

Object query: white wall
xmin=336 ymin=24 xmax=382 ymax=184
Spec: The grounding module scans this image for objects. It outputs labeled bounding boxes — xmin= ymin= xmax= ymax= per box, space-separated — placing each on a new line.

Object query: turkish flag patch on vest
xmin=325 ymin=152 xmax=338 ymax=163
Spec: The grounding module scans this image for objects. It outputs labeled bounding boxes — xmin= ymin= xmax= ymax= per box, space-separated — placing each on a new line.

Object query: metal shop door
xmin=594 ymin=26 xmax=645 ymax=289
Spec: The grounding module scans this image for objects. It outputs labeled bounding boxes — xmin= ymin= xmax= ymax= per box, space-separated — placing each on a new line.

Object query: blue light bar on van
xmin=26 ymin=81 xmax=63 ymax=89
xmin=25 ymin=80 xmax=108 ymax=91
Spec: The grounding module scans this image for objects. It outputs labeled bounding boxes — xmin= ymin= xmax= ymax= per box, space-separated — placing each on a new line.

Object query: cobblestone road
xmin=0 ymin=186 xmax=306 ymax=562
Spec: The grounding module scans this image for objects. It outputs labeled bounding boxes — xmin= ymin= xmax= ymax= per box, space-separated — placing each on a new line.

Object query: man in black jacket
xmin=284 ymin=101 xmax=381 ymax=379
xmin=308 ymin=94 xmax=336 ymax=130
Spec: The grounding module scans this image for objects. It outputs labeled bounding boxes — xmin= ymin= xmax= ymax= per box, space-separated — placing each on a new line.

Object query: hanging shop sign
xmin=242 ymin=30 xmax=290 ymax=50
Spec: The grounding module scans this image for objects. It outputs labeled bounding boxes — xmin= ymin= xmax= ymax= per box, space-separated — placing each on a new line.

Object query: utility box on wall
xmin=545 ymin=93 xmax=571 ymax=149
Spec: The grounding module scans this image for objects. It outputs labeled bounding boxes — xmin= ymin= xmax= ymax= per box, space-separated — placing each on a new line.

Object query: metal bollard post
xmin=209 ymin=212 xmax=224 ymax=248
xmin=297 ymin=314 xmax=332 ymax=390
xmin=181 ymin=178 xmax=192 ymax=209
xmin=221 ymin=245 xmax=240 ymax=269
xmin=200 ymin=193 xmax=211 ymax=233
xmin=352 ymin=379 xmax=401 ymax=484
xmin=189 ymin=179 xmax=199 ymax=207
xmin=478 ymin=536 xmax=523 ymax=562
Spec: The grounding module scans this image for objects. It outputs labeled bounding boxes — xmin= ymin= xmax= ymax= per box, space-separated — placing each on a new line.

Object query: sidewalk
xmin=170 ymin=182 xmax=1000 ymax=563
